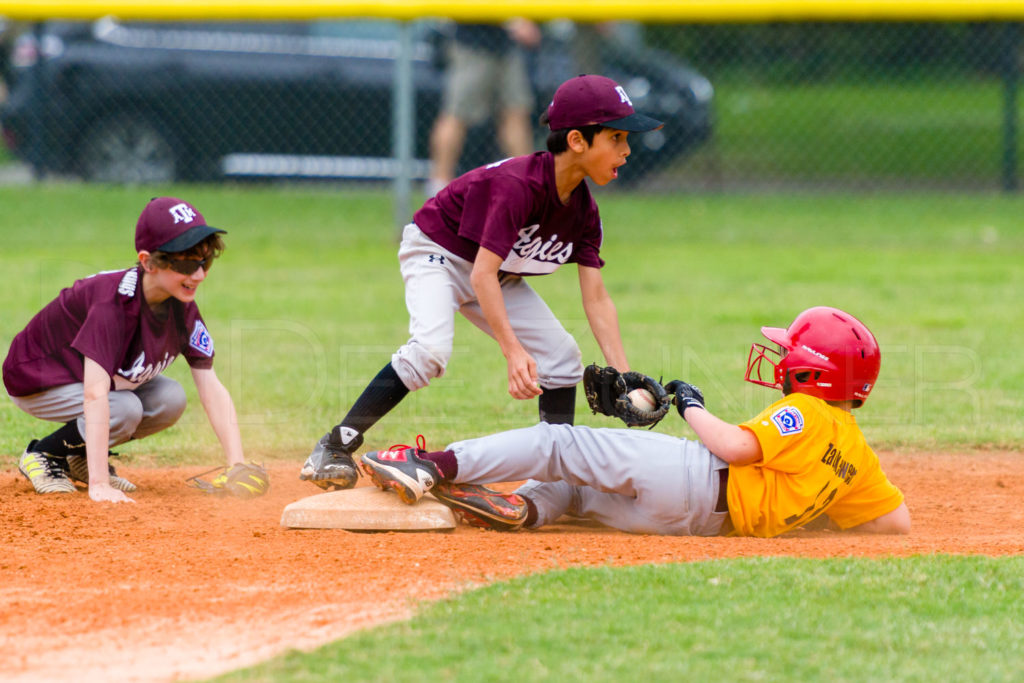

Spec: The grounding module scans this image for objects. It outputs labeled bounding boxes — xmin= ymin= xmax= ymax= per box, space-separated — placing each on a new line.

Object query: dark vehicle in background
xmin=1 ymin=18 xmax=712 ymax=184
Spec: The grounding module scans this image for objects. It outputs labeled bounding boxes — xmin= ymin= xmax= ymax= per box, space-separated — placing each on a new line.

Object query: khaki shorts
xmin=442 ymin=43 xmax=534 ymax=125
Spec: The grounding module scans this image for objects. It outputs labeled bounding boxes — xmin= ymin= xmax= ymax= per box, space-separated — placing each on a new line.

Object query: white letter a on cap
xmin=169 ymin=203 xmax=197 ymax=224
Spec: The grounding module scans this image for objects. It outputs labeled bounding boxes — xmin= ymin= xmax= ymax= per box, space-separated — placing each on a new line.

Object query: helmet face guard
xmin=745 ymin=343 xmax=783 ymax=389
xmin=744 ymin=307 xmax=881 ymax=405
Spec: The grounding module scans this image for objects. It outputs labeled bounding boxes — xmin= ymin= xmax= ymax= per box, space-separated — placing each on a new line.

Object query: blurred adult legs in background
xmin=426 ymin=20 xmax=539 ymax=197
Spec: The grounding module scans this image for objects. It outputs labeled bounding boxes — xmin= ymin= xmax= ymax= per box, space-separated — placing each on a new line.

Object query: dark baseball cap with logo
xmin=135 ymin=196 xmax=226 ymax=253
xmin=545 ymin=74 xmax=664 ymax=132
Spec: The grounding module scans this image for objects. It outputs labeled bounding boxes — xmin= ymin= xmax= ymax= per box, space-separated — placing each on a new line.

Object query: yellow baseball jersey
xmin=727 ymin=392 xmax=903 ymax=537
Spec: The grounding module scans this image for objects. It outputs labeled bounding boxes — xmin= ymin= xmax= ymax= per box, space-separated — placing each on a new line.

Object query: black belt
xmin=715 ymin=468 xmax=729 ymax=513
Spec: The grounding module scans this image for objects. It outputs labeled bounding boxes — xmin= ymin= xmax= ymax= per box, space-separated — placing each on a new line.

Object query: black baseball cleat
xmin=360 ymin=435 xmax=440 ymax=505
xmin=300 ymin=429 xmax=363 ymax=490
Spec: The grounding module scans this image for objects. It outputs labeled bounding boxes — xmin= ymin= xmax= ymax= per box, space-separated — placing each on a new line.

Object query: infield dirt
xmin=3 ymin=451 xmax=1022 ymax=682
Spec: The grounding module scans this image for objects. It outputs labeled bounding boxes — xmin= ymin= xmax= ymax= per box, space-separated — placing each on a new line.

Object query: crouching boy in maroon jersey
xmin=4 ymin=197 xmax=257 ymax=503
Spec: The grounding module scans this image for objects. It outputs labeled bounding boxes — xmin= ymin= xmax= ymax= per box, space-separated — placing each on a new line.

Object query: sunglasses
xmin=166 ymin=256 xmax=212 ymax=275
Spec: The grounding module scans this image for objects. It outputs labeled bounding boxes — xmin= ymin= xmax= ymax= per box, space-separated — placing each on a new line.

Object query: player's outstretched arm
xmin=681 ymin=405 xmax=763 ymax=466
xmin=578 ymin=265 xmax=628 ymax=371
xmin=470 ymin=247 xmax=542 ymax=400
xmin=191 ymin=366 xmax=245 ymax=467
xmin=83 ymin=356 xmax=135 ymax=503
xmin=666 ymin=379 xmax=762 ymax=465
xmin=845 ymin=502 xmax=911 ymax=534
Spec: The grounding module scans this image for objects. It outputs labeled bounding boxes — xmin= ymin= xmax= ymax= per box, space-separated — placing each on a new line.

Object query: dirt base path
xmin=3 ymin=451 xmax=1022 ymax=682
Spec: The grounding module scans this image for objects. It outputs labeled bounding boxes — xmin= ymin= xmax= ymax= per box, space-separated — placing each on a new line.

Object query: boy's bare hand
xmin=506 ymin=349 xmax=543 ymax=400
xmin=88 ymin=482 xmax=136 ymax=504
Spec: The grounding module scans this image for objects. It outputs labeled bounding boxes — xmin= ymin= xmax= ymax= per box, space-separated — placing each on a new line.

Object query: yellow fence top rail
xmin=5 ymin=0 xmax=1024 ymax=22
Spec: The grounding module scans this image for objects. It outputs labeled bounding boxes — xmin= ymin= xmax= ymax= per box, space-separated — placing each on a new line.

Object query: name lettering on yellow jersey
xmin=821 ymin=442 xmax=858 ymax=485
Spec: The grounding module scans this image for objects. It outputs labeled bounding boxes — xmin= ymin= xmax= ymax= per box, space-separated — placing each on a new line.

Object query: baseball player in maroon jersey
xmin=4 ymin=197 xmax=254 ymax=503
xmin=301 ymin=74 xmax=664 ymax=489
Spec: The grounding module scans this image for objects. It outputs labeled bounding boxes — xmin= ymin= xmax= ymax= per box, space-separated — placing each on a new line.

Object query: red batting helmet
xmin=745 ymin=306 xmax=881 ymax=405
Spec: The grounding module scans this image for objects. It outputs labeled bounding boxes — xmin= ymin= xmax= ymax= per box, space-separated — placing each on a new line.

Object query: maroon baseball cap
xmin=135 ymin=197 xmax=226 ymax=253
xmin=545 ymin=74 xmax=663 ymax=132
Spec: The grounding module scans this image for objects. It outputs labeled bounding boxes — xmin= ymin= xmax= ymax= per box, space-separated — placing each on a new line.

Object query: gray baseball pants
xmin=448 ymin=422 xmax=730 ymax=536
xmin=391 ymin=224 xmax=583 ymax=391
xmin=9 ymin=375 xmax=187 ymax=446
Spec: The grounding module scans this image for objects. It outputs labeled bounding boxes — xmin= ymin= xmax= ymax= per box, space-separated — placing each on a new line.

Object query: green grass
xmin=217 ymin=555 xmax=1024 ymax=682
xmin=2 ymin=184 xmax=1023 ymax=464
xmin=2 ymin=185 xmax=1021 ymax=681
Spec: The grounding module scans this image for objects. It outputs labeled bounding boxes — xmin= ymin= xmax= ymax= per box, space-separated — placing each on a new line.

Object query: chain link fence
xmin=1 ymin=17 xmax=1020 ymax=192
xmin=644 ymin=21 xmax=1022 ymax=192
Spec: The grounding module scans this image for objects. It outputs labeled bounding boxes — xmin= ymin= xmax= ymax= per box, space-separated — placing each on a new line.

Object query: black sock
xmin=35 ymin=421 xmax=85 ymax=458
xmin=538 ymin=386 xmax=576 ymax=425
xmin=335 ymin=363 xmax=410 ymax=439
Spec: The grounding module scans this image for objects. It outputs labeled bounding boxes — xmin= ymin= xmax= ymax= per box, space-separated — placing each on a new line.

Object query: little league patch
xmin=190 ymin=320 xmax=214 ymax=356
xmin=770 ymin=406 xmax=804 ymax=435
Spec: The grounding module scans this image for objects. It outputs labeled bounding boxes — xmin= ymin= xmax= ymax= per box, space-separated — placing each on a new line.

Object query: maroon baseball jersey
xmin=413 ymin=152 xmax=605 ymax=275
xmin=3 ymin=268 xmax=215 ymax=397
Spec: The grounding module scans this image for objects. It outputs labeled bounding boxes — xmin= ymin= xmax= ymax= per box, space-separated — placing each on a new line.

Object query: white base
xmin=280 ymin=486 xmax=456 ymax=531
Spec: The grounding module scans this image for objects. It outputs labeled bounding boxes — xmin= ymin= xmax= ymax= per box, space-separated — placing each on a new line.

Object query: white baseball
xmin=627 ymin=388 xmax=657 ymax=411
